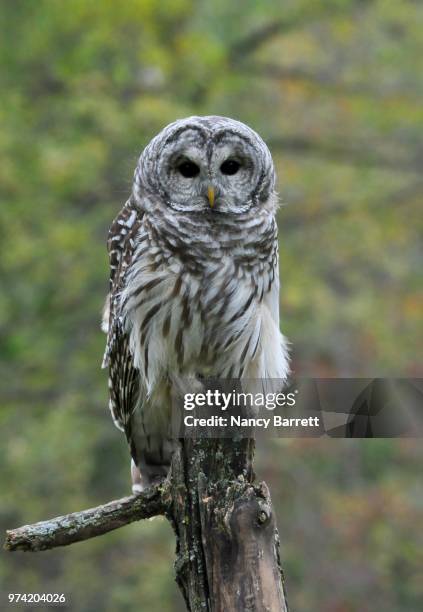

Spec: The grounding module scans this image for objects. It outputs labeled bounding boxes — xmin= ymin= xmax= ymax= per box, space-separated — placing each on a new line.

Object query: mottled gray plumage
xmin=102 ymin=116 xmax=289 ymax=490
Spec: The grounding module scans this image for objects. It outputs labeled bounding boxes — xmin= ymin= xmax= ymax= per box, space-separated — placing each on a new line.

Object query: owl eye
xmin=178 ymin=160 xmax=200 ymax=178
xmin=220 ymin=159 xmax=240 ymax=175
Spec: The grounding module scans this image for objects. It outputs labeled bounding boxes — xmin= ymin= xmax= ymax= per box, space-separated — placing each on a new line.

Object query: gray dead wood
xmin=4 ymin=438 xmax=288 ymax=611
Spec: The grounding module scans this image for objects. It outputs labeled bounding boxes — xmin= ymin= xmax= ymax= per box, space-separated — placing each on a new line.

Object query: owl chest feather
xmin=118 ymin=212 xmax=285 ymax=394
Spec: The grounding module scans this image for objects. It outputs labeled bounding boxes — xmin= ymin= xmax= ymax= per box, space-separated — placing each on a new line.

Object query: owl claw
xmin=131 ymin=459 xmax=144 ymax=493
xmin=131 ymin=458 xmax=168 ymax=493
xmin=132 ymin=482 xmax=144 ymax=494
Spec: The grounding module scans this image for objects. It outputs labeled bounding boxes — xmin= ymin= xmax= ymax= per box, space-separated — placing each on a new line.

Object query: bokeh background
xmin=1 ymin=1 xmax=422 ymax=610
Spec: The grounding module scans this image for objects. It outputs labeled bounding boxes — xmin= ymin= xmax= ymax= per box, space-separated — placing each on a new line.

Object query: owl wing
xmin=102 ymin=199 xmax=142 ymax=434
xmin=261 ymin=234 xmax=290 ymax=380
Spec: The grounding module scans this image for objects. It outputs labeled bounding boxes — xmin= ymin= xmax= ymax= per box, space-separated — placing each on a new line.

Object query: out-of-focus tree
xmin=1 ymin=1 xmax=421 ymax=610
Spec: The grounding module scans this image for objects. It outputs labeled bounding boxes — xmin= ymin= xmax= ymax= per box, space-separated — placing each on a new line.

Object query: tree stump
xmin=5 ymin=433 xmax=289 ymax=611
xmin=168 ymin=437 xmax=289 ymax=611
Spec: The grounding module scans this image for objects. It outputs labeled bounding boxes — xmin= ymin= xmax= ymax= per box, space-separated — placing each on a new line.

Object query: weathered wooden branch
xmin=4 ymin=435 xmax=288 ymax=611
xmin=4 ymin=483 xmax=168 ymax=552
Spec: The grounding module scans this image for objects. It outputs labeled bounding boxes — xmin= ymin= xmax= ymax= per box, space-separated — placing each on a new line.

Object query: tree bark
xmin=4 ymin=485 xmax=167 ymax=552
xmin=168 ymin=437 xmax=288 ymax=611
xmin=5 ymin=438 xmax=289 ymax=611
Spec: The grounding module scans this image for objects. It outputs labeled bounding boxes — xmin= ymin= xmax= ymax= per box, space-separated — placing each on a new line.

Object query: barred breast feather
xmin=103 ymin=195 xmax=289 ymax=484
xmin=108 ymin=194 xmax=288 ymax=379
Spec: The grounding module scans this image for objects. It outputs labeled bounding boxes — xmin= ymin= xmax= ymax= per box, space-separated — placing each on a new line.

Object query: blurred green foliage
xmin=0 ymin=1 xmax=422 ymax=610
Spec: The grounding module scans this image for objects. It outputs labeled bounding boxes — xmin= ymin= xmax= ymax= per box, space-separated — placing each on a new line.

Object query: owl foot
xmin=131 ymin=458 xmax=168 ymax=493
xmin=131 ymin=459 xmax=144 ymax=494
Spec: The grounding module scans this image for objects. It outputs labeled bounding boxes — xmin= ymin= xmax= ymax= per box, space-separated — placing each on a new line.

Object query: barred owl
xmin=102 ymin=116 xmax=289 ymax=491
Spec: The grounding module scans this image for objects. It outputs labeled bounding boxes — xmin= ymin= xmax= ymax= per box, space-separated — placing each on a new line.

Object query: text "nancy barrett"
xmin=184 ymin=415 xmax=320 ymax=429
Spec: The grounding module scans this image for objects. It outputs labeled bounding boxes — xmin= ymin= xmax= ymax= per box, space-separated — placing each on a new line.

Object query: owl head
xmin=133 ymin=116 xmax=276 ymax=215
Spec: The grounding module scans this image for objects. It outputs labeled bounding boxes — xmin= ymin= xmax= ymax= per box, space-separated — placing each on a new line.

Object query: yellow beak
xmin=207 ymin=186 xmax=215 ymax=208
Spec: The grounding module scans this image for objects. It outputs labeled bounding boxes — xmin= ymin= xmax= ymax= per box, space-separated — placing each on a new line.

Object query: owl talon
xmin=131 ymin=459 xmax=144 ymax=493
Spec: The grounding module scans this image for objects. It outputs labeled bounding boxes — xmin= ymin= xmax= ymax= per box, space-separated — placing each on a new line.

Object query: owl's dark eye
xmin=220 ymin=159 xmax=241 ymax=175
xmin=178 ymin=160 xmax=200 ymax=178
